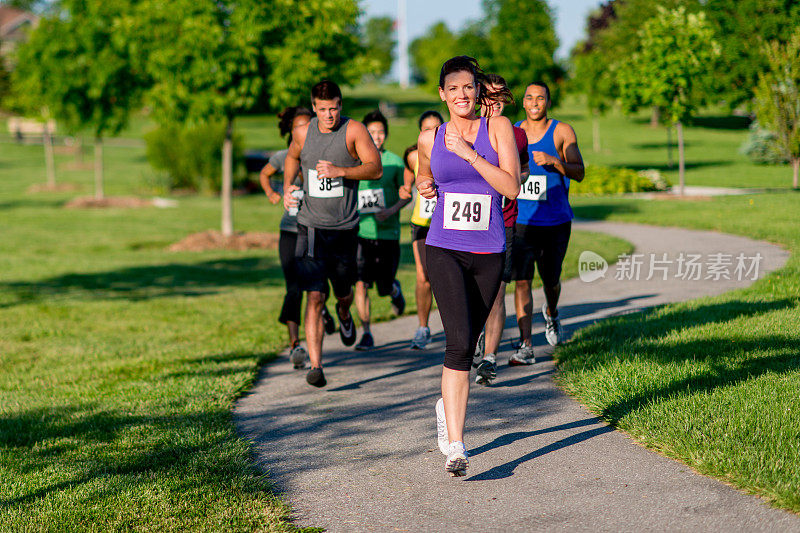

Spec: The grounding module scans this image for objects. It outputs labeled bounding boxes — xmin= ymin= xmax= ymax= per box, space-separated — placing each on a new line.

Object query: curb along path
xmin=235 ymin=220 xmax=797 ymax=532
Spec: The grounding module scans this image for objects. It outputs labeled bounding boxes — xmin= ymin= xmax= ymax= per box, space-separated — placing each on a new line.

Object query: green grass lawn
xmin=4 ymin=81 xmax=795 ymax=526
xmin=0 ymin=107 xmax=629 ymax=528
xmin=560 ymin=192 xmax=800 ymax=512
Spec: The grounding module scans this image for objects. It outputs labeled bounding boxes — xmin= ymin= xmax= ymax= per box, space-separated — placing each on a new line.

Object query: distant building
xmin=0 ymin=6 xmax=39 ymax=66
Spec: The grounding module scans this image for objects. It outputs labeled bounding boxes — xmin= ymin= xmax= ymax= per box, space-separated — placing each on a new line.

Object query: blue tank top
xmin=514 ymin=119 xmax=573 ymax=226
xmin=425 ymin=117 xmax=505 ymax=253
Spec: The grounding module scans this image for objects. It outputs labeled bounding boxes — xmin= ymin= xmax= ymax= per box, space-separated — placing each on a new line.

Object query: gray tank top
xmin=297 ymin=117 xmax=360 ymax=230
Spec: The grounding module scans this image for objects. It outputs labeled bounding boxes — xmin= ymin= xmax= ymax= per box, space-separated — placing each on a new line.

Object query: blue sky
xmin=361 ymin=0 xmax=604 ymax=66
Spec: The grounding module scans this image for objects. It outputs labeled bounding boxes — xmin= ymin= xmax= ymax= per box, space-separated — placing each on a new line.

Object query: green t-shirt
xmin=357 ymin=150 xmax=404 ymax=240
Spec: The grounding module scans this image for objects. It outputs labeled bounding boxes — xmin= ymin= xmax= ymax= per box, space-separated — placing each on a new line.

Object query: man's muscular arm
xmin=531 ymin=123 xmax=585 ymax=182
xmin=316 ymin=120 xmax=382 ymax=181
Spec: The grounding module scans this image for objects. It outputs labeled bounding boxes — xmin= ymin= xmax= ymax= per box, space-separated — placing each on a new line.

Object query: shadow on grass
xmin=0 ymin=405 xmax=263 ymax=509
xmin=631 ymin=141 xmax=694 ymax=150
xmin=558 ymin=297 xmax=800 ymax=425
xmin=611 ymin=161 xmax=732 ymax=172
xmin=690 ymin=115 xmax=752 ymax=130
xmin=572 ymin=202 xmax=641 ymax=220
xmin=0 ymin=257 xmax=284 ymax=307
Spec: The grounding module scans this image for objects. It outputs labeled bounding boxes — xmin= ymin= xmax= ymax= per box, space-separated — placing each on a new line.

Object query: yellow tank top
xmin=410 ymin=156 xmax=436 ymax=227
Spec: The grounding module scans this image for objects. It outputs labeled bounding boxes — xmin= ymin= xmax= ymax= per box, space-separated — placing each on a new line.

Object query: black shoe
xmin=390 ymin=280 xmax=405 ymax=316
xmin=306 ymin=367 xmax=326 ymax=387
xmin=337 ymin=304 xmax=357 ymax=346
xmin=355 ymin=332 xmax=374 ymax=351
xmin=321 ymin=306 xmax=336 ymax=335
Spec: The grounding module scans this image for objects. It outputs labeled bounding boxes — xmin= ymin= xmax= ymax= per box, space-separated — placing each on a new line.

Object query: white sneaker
xmin=411 ymin=326 xmax=431 ymax=350
xmin=509 ymin=343 xmax=535 ymax=366
xmin=435 ymin=398 xmax=449 ymax=455
xmin=473 ymin=329 xmax=485 ymax=366
xmin=542 ymin=303 xmax=563 ymax=346
xmin=445 ymin=441 xmax=468 ymax=477
xmin=289 ymin=344 xmax=307 ymax=369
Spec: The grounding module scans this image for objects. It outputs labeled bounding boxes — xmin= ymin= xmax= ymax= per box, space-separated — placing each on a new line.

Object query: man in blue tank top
xmin=511 ymin=82 xmax=585 ymax=361
xmin=283 ymin=80 xmax=383 ymax=387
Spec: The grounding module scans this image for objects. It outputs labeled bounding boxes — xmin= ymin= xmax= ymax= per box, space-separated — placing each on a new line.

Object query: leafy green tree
xmin=483 ymin=0 xmax=563 ymax=106
xmin=130 ymin=0 xmax=364 ymax=236
xmin=361 ymin=16 xmax=395 ymax=81
xmin=12 ymin=0 xmax=142 ymax=197
xmin=409 ymin=22 xmax=458 ymax=89
xmin=618 ymin=7 xmax=719 ymax=195
xmin=704 ymin=0 xmax=800 ymax=112
xmin=1 ymin=0 xmax=50 ymax=11
xmin=570 ymin=46 xmax=615 ymax=152
xmin=754 ymin=31 xmax=800 ymax=189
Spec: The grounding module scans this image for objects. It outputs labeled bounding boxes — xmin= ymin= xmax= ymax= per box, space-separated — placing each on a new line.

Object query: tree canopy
xmin=754 ymin=30 xmax=800 ymax=188
xmin=361 ymin=16 xmax=395 ymax=81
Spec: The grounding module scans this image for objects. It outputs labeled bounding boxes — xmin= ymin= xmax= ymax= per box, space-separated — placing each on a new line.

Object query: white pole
xmin=397 ymin=0 xmax=410 ymax=88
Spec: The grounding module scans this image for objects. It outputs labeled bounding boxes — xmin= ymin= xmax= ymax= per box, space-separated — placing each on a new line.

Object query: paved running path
xmin=235 ymin=221 xmax=796 ymax=532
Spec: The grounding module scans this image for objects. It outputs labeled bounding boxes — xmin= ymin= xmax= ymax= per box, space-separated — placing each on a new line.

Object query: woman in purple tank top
xmin=416 ymin=56 xmax=520 ymax=477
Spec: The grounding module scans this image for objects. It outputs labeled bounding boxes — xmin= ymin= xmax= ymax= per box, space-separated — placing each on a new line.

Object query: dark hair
xmin=527 ymin=81 xmax=551 ymax=102
xmin=417 ymin=110 xmax=444 ymax=130
xmin=403 ymin=143 xmax=417 ymax=172
xmin=311 ymin=79 xmax=342 ymax=102
xmin=363 ymin=109 xmax=388 ymax=136
xmin=438 ymin=56 xmax=513 ymax=111
xmin=277 ymin=106 xmax=313 ymax=145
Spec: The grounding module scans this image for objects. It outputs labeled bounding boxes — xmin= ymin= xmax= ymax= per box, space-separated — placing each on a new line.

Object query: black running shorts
xmin=295 ymin=224 xmax=358 ymax=298
xmin=511 ymin=221 xmax=572 ymax=287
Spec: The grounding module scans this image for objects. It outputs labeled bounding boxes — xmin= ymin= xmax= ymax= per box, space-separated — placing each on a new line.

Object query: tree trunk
xmin=793 ymin=157 xmax=799 ymax=189
xmin=650 ymin=106 xmax=660 ymax=128
xmin=677 ymin=121 xmax=685 ymax=196
xmin=592 ymin=112 xmax=600 ymax=153
xmin=666 ymin=126 xmax=673 ymax=168
xmin=94 ymin=137 xmax=104 ymax=200
xmin=43 ymin=123 xmax=56 ymax=187
xmin=221 ymin=117 xmax=234 ymax=237
xmin=75 ymin=137 xmax=83 ymax=164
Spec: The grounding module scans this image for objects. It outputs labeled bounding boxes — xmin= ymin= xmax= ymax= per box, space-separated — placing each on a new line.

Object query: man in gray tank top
xmin=284 ymin=80 xmax=382 ymax=387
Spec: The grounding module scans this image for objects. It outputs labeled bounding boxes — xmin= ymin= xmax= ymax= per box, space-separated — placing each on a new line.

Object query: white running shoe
xmin=445 ymin=441 xmax=468 ymax=477
xmin=411 ymin=326 xmax=431 ymax=350
xmin=509 ymin=343 xmax=535 ymax=366
xmin=542 ymin=303 xmax=564 ymax=346
xmin=473 ymin=329 xmax=485 ymax=366
xmin=435 ymin=398 xmax=449 ymax=455
xmin=289 ymin=344 xmax=307 ymax=369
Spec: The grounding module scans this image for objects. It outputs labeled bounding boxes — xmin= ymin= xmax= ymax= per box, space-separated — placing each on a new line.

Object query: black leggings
xmin=425 ymin=245 xmax=504 ymax=371
xmin=278 ymin=230 xmax=328 ymax=324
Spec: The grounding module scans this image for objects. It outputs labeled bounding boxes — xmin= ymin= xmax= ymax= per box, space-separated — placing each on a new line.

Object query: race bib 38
xmin=308 ymin=169 xmax=344 ymax=198
xmin=442 ymin=192 xmax=491 ymax=231
xmin=519 ymin=175 xmax=547 ymax=201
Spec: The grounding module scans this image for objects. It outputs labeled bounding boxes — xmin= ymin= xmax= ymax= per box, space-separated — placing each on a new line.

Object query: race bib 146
xmin=308 ymin=169 xmax=344 ymax=198
xmin=442 ymin=192 xmax=491 ymax=231
xmin=519 ymin=175 xmax=547 ymax=201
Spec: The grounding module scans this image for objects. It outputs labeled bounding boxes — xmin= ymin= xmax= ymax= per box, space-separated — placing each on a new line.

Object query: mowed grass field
xmin=0 ymin=87 xmax=631 ymax=530
xmin=562 ymin=192 xmax=800 ymax=512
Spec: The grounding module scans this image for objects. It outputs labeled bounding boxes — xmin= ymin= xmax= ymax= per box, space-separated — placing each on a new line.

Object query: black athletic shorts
xmin=511 ymin=221 xmax=572 ymax=287
xmin=410 ymin=223 xmax=429 ymax=242
xmin=502 ymin=225 xmax=514 ymax=283
xmin=356 ymin=237 xmax=400 ymax=296
xmin=295 ymin=224 xmax=358 ymax=298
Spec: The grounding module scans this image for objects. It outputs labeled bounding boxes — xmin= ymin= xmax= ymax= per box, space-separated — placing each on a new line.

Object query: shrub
xmin=739 ymin=121 xmax=790 ymax=165
xmin=144 ymin=121 xmax=244 ymax=192
xmin=570 ymin=164 xmax=671 ymax=195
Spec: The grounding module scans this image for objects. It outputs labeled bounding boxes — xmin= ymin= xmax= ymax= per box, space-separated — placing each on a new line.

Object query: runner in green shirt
xmin=354 ymin=110 xmax=411 ymax=350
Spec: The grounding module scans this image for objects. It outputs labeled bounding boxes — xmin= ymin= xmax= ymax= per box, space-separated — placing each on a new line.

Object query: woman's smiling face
xmin=439 ymin=70 xmax=477 ymax=119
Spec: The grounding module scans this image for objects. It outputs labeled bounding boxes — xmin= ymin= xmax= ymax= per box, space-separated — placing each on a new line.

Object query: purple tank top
xmin=425 ymin=117 xmax=505 ymax=253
